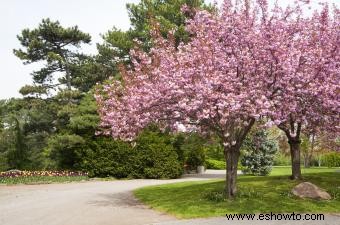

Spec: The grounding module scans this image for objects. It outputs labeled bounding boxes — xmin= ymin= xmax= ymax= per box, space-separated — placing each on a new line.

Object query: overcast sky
xmin=0 ymin=0 xmax=338 ymax=99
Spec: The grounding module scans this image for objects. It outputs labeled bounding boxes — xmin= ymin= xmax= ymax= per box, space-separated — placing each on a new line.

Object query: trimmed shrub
xmin=206 ymin=159 xmax=225 ymax=170
xmin=80 ymin=137 xmax=135 ymax=178
xmin=134 ymin=129 xmax=183 ymax=179
xmin=80 ymin=128 xmax=183 ymax=179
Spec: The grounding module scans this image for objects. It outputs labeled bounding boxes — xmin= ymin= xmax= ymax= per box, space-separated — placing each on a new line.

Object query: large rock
xmin=292 ymin=182 xmax=331 ymax=200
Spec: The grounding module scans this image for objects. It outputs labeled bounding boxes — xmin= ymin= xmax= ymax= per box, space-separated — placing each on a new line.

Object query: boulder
xmin=292 ymin=182 xmax=331 ymax=200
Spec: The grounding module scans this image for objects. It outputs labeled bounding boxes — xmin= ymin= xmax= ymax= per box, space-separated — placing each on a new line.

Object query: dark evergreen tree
xmin=14 ymin=18 xmax=91 ymax=93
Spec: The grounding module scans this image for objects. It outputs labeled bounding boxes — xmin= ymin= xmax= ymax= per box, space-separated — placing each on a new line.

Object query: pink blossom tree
xmin=96 ymin=0 xmax=274 ymax=198
xmin=261 ymin=1 xmax=339 ymax=179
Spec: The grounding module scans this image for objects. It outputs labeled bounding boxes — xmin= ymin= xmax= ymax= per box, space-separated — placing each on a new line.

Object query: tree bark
xmin=224 ymin=146 xmax=240 ymax=198
xmin=288 ymin=139 xmax=302 ymax=180
xmin=222 ymin=118 xmax=254 ymax=199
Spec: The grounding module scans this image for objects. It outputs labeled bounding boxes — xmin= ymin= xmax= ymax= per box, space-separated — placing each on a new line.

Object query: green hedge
xmin=206 ymin=159 xmax=225 ymax=170
xmin=80 ymin=129 xmax=183 ymax=179
xmin=134 ymin=129 xmax=183 ymax=179
xmin=80 ymin=137 xmax=135 ymax=178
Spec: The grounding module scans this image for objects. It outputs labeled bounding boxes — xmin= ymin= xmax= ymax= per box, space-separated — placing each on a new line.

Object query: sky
xmin=0 ymin=0 xmax=338 ymax=99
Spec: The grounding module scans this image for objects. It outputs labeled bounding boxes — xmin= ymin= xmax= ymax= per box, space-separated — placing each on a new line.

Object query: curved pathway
xmin=0 ymin=170 xmax=339 ymax=225
xmin=0 ymin=172 xmax=220 ymax=225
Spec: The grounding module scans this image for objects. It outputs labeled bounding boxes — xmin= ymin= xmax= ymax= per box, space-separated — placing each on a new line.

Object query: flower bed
xmin=0 ymin=170 xmax=88 ymax=178
xmin=0 ymin=170 xmax=89 ymax=185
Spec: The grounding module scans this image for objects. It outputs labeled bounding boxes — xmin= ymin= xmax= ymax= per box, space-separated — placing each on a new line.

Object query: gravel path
xmin=0 ymin=170 xmax=339 ymax=225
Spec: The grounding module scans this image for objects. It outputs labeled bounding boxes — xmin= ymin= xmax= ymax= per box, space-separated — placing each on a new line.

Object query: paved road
xmin=0 ymin=172 xmax=223 ymax=225
xmin=0 ymin=170 xmax=339 ymax=225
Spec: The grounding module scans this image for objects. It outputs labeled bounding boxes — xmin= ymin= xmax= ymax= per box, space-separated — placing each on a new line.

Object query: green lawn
xmin=269 ymin=166 xmax=337 ymax=176
xmin=0 ymin=176 xmax=89 ymax=185
xmin=134 ymin=167 xmax=340 ymax=218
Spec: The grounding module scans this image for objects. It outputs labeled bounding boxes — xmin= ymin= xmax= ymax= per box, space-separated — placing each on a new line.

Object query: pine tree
xmin=241 ymin=130 xmax=278 ymax=176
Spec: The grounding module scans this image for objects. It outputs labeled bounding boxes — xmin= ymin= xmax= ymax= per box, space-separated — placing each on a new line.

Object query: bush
xmin=321 ymin=152 xmax=340 ymax=167
xmin=206 ymin=159 xmax=225 ymax=170
xmin=80 ymin=137 xmax=135 ymax=178
xmin=241 ymin=130 xmax=278 ymax=176
xmin=134 ymin=129 xmax=183 ymax=179
xmin=80 ymin=128 xmax=183 ymax=179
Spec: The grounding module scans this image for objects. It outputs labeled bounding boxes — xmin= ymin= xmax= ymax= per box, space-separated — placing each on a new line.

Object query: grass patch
xmin=268 ymin=166 xmax=336 ymax=176
xmin=0 ymin=176 xmax=89 ymax=185
xmin=134 ymin=167 xmax=340 ymax=218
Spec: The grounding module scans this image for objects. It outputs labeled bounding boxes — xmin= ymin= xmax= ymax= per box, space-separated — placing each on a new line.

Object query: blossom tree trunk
xmin=279 ymin=121 xmax=302 ymax=180
xmin=224 ymin=146 xmax=240 ymax=198
xmin=222 ymin=118 xmax=255 ymax=198
xmin=288 ymin=138 xmax=302 ymax=180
